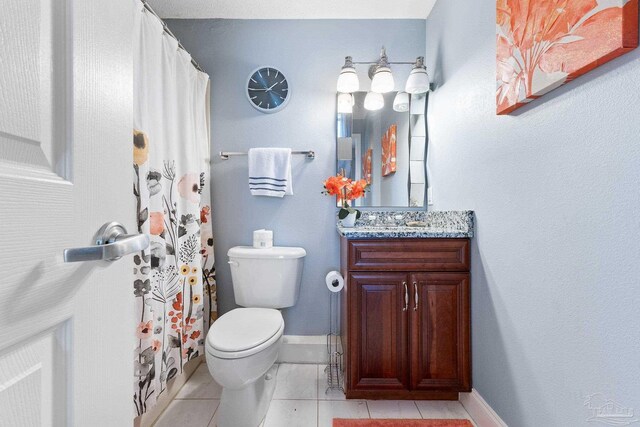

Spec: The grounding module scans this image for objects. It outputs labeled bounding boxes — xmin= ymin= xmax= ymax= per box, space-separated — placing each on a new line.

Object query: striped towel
xmin=248 ymin=148 xmax=293 ymax=197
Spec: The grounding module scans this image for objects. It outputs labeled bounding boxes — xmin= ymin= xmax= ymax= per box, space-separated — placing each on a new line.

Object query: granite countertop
xmin=337 ymin=210 xmax=474 ymax=239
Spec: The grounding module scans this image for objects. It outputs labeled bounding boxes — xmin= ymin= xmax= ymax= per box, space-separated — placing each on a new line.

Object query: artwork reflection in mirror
xmin=381 ymin=124 xmax=397 ymax=177
xmin=337 ymin=91 xmax=427 ymax=208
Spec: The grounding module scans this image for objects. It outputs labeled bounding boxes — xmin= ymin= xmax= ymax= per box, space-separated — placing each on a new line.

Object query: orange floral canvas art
xmin=496 ymin=0 xmax=638 ymax=114
xmin=382 ymin=124 xmax=397 ymax=177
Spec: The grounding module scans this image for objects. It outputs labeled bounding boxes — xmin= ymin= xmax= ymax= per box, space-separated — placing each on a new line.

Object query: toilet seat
xmin=206 ymin=308 xmax=284 ymax=359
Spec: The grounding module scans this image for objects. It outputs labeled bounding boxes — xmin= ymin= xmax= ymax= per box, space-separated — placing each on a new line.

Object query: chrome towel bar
xmin=219 ymin=150 xmax=315 ymax=160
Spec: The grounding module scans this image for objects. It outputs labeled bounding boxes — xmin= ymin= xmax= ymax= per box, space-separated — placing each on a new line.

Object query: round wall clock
xmin=246 ymin=66 xmax=290 ymax=113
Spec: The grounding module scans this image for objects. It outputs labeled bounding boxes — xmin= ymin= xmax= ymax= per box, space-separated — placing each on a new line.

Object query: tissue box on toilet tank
xmin=253 ymin=229 xmax=273 ymax=248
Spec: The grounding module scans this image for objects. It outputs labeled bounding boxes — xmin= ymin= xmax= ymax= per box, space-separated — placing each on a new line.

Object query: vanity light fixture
xmin=337 ymin=93 xmax=355 ymax=113
xmin=336 ymin=48 xmax=430 ymax=108
xmin=337 ymin=56 xmax=360 ymax=93
xmin=405 ymin=56 xmax=430 ymax=94
xmin=392 ymin=91 xmax=410 ymax=112
xmin=364 ymin=91 xmax=384 ymax=111
xmin=370 ymin=48 xmax=395 ymax=94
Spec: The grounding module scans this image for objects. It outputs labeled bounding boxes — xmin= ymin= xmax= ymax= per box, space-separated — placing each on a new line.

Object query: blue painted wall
xmin=167 ymin=19 xmax=426 ymax=334
xmin=425 ymin=0 xmax=640 ymax=425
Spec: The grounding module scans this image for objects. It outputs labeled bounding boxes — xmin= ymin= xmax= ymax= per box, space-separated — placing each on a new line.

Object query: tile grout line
xmin=207 ymin=400 xmax=219 ymax=427
xmin=416 ymin=402 xmax=425 ymax=419
xmin=175 ymin=397 xmax=219 ymax=400
xmin=413 ymin=401 xmax=423 ymax=419
xmin=317 ymin=364 xmax=320 ymax=427
xmin=273 ymin=398 xmax=323 ymax=401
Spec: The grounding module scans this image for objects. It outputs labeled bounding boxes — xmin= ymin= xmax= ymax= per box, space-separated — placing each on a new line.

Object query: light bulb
xmin=393 ymin=92 xmax=410 ymax=112
xmin=371 ymin=67 xmax=395 ymax=93
xmin=337 ymin=93 xmax=354 ymax=113
xmin=405 ymin=56 xmax=430 ymax=94
xmin=370 ymin=47 xmax=395 ymax=93
xmin=337 ymin=56 xmax=359 ymax=93
xmin=364 ymin=92 xmax=384 ymax=111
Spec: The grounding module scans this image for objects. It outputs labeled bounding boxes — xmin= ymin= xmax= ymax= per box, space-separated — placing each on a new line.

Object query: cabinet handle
xmin=413 ymin=282 xmax=419 ymax=311
xmin=403 ymin=282 xmax=408 ymax=311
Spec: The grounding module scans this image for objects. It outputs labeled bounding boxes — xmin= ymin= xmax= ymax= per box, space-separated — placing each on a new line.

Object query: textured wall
xmin=425 ymin=1 xmax=640 ymax=425
xmin=167 ymin=19 xmax=425 ymax=334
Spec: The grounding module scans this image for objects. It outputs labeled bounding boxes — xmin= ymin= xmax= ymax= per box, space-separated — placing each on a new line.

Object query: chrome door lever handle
xmin=63 ymin=222 xmax=149 ymax=263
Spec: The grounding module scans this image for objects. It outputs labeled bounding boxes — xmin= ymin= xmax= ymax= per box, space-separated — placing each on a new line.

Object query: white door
xmin=0 ymin=0 xmax=135 ymax=426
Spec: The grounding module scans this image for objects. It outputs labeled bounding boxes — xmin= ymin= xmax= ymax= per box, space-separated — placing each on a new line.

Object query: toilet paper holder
xmin=325 ymin=271 xmax=344 ymax=393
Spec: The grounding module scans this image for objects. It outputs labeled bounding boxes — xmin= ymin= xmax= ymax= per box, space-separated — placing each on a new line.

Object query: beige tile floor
xmin=153 ymin=363 xmax=477 ymax=427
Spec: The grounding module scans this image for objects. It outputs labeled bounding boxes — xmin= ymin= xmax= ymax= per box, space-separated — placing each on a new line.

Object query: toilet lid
xmin=207 ymin=308 xmax=284 ymax=353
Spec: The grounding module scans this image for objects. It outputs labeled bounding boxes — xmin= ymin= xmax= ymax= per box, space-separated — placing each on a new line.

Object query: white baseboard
xmin=460 ymin=388 xmax=508 ymax=427
xmin=277 ymin=335 xmax=331 ymax=364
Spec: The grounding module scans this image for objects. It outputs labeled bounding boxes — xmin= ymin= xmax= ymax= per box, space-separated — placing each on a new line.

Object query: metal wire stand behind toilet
xmin=325 ymin=280 xmax=344 ymax=393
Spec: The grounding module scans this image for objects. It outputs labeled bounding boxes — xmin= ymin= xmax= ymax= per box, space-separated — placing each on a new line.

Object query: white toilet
xmin=205 ymin=245 xmax=306 ymax=427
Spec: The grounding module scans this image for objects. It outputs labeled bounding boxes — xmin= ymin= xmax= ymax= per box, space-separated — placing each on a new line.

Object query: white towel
xmin=248 ymin=148 xmax=293 ymax=197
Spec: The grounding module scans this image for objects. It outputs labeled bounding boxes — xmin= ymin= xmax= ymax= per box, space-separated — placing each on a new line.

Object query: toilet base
xmin=215 ymin=364 xmax=278 ymax=427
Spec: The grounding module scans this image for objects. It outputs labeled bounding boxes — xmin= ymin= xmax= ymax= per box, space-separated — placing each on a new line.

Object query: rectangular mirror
xmin=336 ymin=91 xmax=428 ymax=208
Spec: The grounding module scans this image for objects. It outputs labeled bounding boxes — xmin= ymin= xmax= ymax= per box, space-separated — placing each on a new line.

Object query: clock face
xmin=246 ymin=67 xmax=290 ymax=113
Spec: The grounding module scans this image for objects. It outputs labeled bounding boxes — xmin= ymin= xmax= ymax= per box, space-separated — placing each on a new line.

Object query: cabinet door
xmin=409 ymin=273 xmax=470 ymax=391
xmin=348 ymin=273 xmax=409 ymax=392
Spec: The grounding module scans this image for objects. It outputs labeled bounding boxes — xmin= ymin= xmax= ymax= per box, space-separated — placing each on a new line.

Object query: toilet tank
xmin=227 ymin=246 xmax=306 ymax=308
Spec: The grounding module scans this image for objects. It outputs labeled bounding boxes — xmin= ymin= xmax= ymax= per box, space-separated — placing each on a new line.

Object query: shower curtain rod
xmin=141 ymin=0 xmax=206 ymax=73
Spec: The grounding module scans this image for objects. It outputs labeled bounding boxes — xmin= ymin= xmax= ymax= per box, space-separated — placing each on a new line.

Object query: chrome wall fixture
xmin=219 ymin=150 xmax=315 ymax=160
xmin=336 ymin=47 xmax=431 ymax=112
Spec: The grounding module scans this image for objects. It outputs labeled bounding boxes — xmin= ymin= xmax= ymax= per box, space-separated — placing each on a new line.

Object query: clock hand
xmin=267 ymin=79 xmax=285 ymax=91
xmin=248 ymin=87 xmax=269 ymax=91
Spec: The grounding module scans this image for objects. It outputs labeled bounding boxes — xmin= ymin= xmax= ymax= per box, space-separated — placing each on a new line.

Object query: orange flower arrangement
xmin=323 ymin=174 xmax=369 ymax=220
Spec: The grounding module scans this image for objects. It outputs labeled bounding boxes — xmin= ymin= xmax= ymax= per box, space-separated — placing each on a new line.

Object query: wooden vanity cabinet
xmin=340 ymin=237 xmax=471 ymax=400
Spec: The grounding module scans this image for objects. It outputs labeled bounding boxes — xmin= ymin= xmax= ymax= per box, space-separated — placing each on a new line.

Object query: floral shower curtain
xmin=132 ymin=3 xmax=216 ymax=416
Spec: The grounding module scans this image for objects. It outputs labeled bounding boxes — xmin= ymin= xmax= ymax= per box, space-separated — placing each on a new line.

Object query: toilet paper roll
xmin=325 ymin=271 xmax=344 ymax=293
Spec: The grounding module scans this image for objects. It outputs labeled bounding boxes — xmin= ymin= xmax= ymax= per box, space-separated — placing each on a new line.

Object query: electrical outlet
xmin=427 ymin=187 xmax=434 ymax=205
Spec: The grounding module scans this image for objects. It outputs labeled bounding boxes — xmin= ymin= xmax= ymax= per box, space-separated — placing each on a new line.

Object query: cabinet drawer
xmin=347 ymin=239 xmax=470 ymax=272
